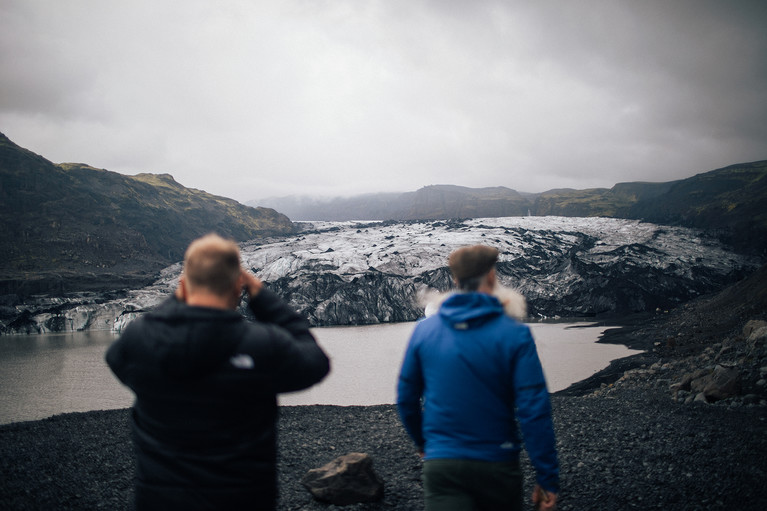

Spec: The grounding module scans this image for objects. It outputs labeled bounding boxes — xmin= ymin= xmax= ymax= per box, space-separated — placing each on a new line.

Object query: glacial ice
xmin=2 ymin=217 xmax=760 ymax=334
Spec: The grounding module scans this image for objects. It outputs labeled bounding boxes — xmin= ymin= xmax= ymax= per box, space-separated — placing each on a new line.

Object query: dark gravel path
xmin=1 ymin=391 xmax=765 ymax=510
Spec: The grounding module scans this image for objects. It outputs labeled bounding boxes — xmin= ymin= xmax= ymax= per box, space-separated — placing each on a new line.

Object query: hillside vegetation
xmin=0 ymin=133 xmax=294 ymax=296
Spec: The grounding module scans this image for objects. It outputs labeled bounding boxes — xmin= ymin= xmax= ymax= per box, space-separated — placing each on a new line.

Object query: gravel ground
xmin=1 ymin=391 xmax=765 ymax=510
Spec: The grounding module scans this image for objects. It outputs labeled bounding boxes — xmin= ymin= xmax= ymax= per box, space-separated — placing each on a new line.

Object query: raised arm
xmin=243 ymin=271 xmax=314 ymax=341
xmin=242 ymin=270 xmax=330 ymax=392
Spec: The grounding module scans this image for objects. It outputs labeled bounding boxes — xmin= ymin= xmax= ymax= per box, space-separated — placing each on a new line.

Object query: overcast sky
xmin=1 ymin=1 xmax=766 ymax=204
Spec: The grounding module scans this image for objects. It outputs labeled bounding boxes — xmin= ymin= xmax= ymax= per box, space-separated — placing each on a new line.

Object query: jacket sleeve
xmin=104 ymin=296 xmax=178 ymax=388
xmin=397 ymin=335 xmax=425 ymax=450
xmin=248 ymin=288 xmax=313 ymax=340
xmin=105 ymin=319 xmax=143 ymax=389
xmin=512 ymin=330 xmax=560 ymax=494
xmin=249 ymin=287 xmax=330 ymax=393
xmin=105 ymin=327 xmax=130 ymax=384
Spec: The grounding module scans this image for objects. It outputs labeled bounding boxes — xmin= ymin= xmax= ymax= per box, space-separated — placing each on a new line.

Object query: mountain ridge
xmin=252 ymin=161 xmax=767 ymax=254
xmin=0 ymin=133 xmax=295 ymax=296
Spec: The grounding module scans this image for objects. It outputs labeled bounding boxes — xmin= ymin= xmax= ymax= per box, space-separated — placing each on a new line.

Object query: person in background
xmin=106 ymin=233 xmax=329 ymax=510
xmin=397 ymin=245 xmax=559 ymax=511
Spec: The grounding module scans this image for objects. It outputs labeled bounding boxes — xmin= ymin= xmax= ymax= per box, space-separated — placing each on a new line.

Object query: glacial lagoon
xmin=0 ymin=321 xmax=640 ymax=425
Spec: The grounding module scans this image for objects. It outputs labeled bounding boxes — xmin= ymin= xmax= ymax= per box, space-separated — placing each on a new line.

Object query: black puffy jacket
xmin=106 ymin=288 xmax=330 ymax=510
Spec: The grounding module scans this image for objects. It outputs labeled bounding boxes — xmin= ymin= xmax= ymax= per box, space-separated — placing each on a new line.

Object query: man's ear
xmin=485 ymin=268 xmax=497 ymax=290
xmin=176 ymin=275 xmax=188 ymax=302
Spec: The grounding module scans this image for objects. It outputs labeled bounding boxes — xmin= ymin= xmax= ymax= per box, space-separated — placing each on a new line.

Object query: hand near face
xmin=241 ymin=270 xmax=263 ymax=298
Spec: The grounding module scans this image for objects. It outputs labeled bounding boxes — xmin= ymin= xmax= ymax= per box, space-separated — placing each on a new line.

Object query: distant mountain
xmin=248 ymin=192 xmax=414 ymax=222
xmin=251 ymin=182 xmax=678 ymax=221
xmin=407 ymin=185 xmax=530 ymax=219
xmin=0 ymin=133 xmax=295 ymax=296
xmin=252 ymin=161 xmax=767 ymax=254
xmin=251 ymin=185 xmax=530 ymax=221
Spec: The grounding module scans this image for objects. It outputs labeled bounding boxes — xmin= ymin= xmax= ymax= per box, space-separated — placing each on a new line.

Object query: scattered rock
xmin=694 ymin=392 xmax=708 ymax=403
xmin=747 ymin=325 xmax=767 ymax=350
xmin=689 ymin=365 xmax=742 ymax=403
xmin=301 ymin=452 xmax=384 ymax=505
xmin=744 ymin=320 xmax=767 ymax=338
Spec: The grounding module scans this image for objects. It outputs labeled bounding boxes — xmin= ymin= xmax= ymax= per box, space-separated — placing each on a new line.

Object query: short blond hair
xmin=183 ymin=234 xmax=241 ymax=295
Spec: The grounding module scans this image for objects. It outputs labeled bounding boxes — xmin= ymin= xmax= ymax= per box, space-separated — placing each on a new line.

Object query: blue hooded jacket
xmin=397 ymin=292 xmax=559 ymax=493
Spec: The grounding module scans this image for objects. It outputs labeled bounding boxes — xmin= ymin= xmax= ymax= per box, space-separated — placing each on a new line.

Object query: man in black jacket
xmin=106 ymin=234 xmax=330 ymax=510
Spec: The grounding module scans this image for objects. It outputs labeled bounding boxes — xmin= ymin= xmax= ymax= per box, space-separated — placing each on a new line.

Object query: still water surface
xmin=0 ymin=321 xmax=639 ymax=425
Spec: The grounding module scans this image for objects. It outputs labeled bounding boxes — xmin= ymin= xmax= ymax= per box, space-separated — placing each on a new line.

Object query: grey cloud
xmin=0 ymin=0 xmax=765 ymax=202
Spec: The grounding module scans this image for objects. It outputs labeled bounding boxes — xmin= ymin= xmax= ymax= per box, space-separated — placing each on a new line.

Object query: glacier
xmin=1 ymin=217 xmax=761 ymax=334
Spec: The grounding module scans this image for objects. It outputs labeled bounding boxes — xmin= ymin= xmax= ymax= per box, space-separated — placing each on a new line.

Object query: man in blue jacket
xmin=397 ymin=245 xmax=559 ymax=511
xmin=107 ymin=234 xmax=330 ymax=510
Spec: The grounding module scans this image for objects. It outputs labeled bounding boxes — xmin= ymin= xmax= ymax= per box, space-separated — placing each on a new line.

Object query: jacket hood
xmin=420 ymin=284 xmax=528 ymax=321
xmin=142 ymin=300 xmax=244 ymax=379
xmin=437 ymin=293 xmax=505 ymax=329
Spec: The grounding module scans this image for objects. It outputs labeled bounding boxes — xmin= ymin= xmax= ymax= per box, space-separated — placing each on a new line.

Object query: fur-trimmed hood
xmin=419 ymin=284 xmax=527 ymax=321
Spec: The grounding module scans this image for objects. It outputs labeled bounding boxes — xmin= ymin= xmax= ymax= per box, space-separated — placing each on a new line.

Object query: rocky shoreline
xmin=562 ymin=264 xmax=767 ymax=407
xmin=1 ymin=265 xmax=766 ymax=509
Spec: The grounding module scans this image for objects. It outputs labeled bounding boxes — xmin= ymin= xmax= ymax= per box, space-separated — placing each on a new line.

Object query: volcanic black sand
xmin=1 ymin=391 xmax=765 ymax=510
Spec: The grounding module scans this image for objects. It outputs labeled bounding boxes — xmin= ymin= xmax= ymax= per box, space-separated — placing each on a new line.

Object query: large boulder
xmin=689 ymin=365 xmax=742 ymax=403
xmin=745 ymin=321 xmax=767 ymax=354
xmin=743 ymin=320 xmax=767 ymax=338
xmin=301 ymin=452 xmax=384 ymax=505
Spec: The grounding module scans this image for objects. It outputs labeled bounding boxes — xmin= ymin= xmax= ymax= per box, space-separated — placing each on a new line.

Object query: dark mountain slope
xmin=622 ymin=161 xmax=767 ymax=252
xmin=0 ymin=133 xmax=294 ymax=296
xmin=532 ymin=187 xmax=625 ymax=217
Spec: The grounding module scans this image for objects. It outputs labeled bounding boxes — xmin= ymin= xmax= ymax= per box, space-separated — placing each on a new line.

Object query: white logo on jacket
xmin=230 ymin=354 xmax=255 ymax=369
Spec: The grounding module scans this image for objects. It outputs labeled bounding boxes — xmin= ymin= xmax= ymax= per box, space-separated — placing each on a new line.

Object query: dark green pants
xmin=422 ymin=458 xmax=522 ymax=511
